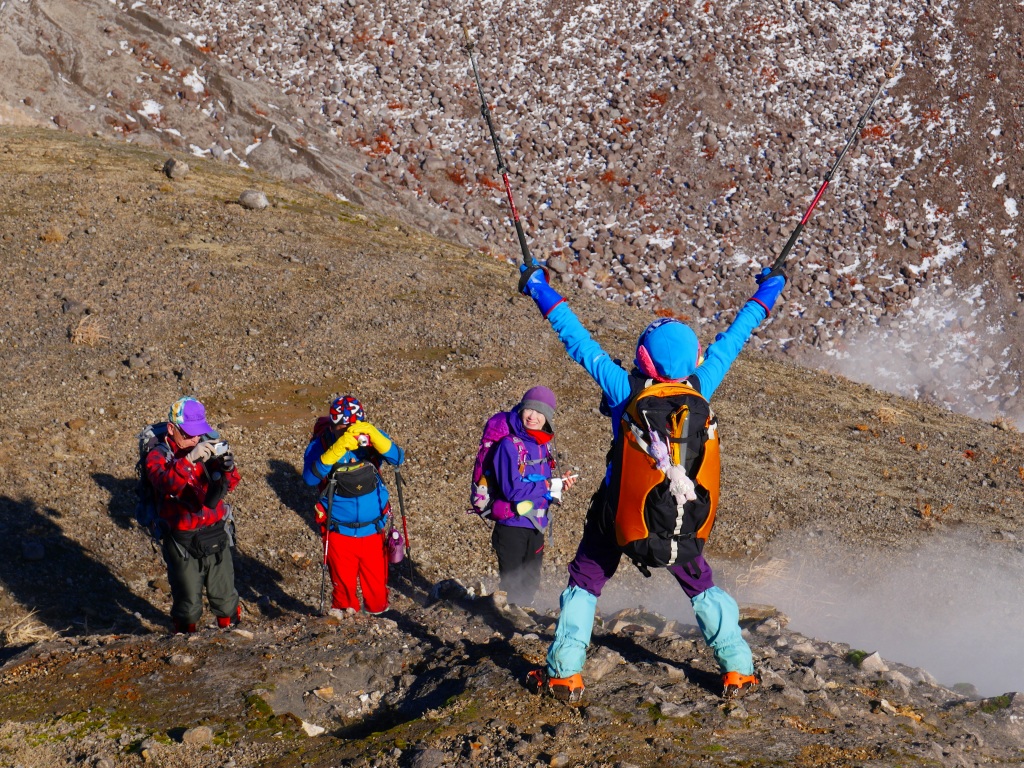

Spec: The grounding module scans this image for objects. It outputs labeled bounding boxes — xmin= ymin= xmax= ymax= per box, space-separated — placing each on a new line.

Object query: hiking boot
xmin=722 ymin=670 xmax=760 ymax=698
xmin=217 ymin=605 xmax=242 ymax=629
xmin=172 ymin=618 xmax=197 ymax=634
xmin=526 ymin=669 xmax=585 ymax=703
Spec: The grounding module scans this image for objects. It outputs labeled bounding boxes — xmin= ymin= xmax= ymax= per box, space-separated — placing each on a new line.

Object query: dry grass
xmin=874 ymin=406 xmax=904 ymax=425
xmin=2 ymin=611 xmax=58 ymax=647
xmin=734 ymin=555 xmax=791 ymax=589
xmin=38 ymin=226 xmax=66 ymax=244
xmin=69 ymin=314 xmax=108 ymax=346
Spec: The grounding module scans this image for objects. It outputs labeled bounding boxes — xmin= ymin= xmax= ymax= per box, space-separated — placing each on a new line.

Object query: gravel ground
xmin=0 ymin=127 xmax=1020 ymax=634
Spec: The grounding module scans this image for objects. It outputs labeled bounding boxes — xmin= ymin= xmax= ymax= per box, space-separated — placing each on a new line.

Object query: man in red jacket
xmin=145 ymin=396 xmax=241 ymax=633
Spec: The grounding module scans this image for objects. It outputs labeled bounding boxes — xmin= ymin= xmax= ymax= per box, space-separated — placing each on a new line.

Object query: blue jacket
xmin=302 ymin=422 xmax=404 ymax=537
xmin=492 ymin=408 xmax=554 ymax=530
xmin=545 ymin=300 xmax=768 ymax=479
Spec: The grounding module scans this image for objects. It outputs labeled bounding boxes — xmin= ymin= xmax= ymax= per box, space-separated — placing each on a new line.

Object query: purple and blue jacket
xmin=492 ymin=408 xmax=555 ymax=531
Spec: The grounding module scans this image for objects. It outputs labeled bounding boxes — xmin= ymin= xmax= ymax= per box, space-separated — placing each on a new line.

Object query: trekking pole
xmin=319 ymin=475 xmax=336 ymax=616
xmin=319 ymin=533 xmax=329 ymax=615
xmin=770 ymin=57 xmax=902 ymax=273
xmin=462 ymin=25 xmax=538 ymax=269
xmin=394 ymin=468 xmax=412 ymax=577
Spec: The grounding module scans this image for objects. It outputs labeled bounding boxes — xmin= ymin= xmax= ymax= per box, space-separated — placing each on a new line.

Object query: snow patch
xmin=182 ymin=69 xmax=206 ymax=94
xmin=137 ymin=100 xmax=162 ymax=119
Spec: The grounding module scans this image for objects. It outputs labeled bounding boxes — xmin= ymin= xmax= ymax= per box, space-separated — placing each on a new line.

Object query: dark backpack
xmin=135 ymin=423 xmax=171 ymax=540
xmin=607 ymin=375 xmax=720 ymax=575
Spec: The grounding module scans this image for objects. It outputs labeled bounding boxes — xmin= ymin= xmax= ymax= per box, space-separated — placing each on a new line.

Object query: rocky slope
xmin=1 ymin=0 xmax=1022 ymax=424
xmin=4 ymin=589 xmax=1024 ymax=768
xmin=0 ymin=127 xmax=1023 ymax=766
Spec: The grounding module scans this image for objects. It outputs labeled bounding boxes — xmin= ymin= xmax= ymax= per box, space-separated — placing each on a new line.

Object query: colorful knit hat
xmin=329 ymin=395 xmax=365 ymax=426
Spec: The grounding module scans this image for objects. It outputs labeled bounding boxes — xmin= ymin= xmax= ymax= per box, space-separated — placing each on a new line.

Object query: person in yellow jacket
xmin=302 ymin=396 xmax=405 ymax=614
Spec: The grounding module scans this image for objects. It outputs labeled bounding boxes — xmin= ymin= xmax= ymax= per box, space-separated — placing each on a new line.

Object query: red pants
xmin=325 ymin=530 xmax=389 ymax=613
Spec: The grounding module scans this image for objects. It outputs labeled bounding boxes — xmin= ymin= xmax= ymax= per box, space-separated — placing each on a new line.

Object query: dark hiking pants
xmin=491 ymin=524 xmax=545 ymax=606
xmin=162 ymin=536 xmax=239 ymax=625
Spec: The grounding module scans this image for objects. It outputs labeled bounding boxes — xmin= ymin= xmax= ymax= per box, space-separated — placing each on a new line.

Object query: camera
xmin=197 ymin=433 xmax=232 ymax=475
xmin=199 ymin=432 xmax=229 ymax=459
xmin=208 ymin=441 xmax=230 ymax=458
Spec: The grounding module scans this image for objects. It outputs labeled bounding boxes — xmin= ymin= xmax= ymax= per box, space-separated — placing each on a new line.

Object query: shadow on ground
xmin=0 ymin=493 xmax=164 ymax=636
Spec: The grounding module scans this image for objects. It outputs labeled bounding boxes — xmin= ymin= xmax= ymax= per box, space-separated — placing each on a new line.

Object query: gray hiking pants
xmin=162 ymin=535 xmax=239 ymax=625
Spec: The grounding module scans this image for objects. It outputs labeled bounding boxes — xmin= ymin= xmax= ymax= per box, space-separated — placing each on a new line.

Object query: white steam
xmin=539 ymin=530 xmax=1024 ymax=697
xmin=816 ymin=283 xmax=1023 ymax=429
xmin=727 ymin=531 xmax=1024 ymax=697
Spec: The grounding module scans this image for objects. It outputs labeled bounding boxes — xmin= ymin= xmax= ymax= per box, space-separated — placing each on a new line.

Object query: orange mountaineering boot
xmin=722 ymin=670 xmax=760 ymax=698
xmin=527 ymin=669 xmax=585 ymax=703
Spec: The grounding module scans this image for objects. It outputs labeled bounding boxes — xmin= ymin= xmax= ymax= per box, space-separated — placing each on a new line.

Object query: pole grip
xmin=771 ymin=223 xmax=803 ymax=273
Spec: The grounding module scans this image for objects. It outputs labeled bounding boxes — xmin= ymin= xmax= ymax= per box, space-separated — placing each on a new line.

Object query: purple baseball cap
xmin=168 ymin=396 xmax=213 ymax=437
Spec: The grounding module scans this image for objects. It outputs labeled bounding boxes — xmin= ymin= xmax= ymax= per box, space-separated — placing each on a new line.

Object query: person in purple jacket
xmin=490 ymin=386 xmax=577 ymax=606
xmin=517 ymin=259 xmax=786 ymax=702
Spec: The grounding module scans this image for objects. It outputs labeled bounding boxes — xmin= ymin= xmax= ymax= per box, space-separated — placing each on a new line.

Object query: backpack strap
xmin=621 ymin=377 xmax=655 ymax=454
xmin=506 ymin=435 xmax=554 ymax=534
xmin=141 ymin=440 xmax=173 ymax=470
xmin=509 ymin=436 xmax=528 ymax=475
xmin=620 ymin=373 xmax=704 ymax=457
xmin=329 ymin=511 xmax=388 ymax=532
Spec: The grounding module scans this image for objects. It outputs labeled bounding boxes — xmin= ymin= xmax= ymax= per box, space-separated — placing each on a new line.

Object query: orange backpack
xmin=607 ymin=376 xmax=720 ymax=575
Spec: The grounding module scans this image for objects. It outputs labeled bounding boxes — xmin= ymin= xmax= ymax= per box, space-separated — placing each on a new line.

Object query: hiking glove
xmin=750 ymin=265 xmax=787 ymax=314
xmin=219 ymin=451 xmax=235 ymax=472
xmin=186 ymin=441 xmax=218 ymax=465
xmin=548 ymin=477 xmax=564 ymax=502
xmin=519 ymin=264 xmax=565 ymax=318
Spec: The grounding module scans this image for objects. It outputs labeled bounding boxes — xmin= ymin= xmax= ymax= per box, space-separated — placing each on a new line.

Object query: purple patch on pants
xmin=566 ymin=488 xmax=716 ymax=599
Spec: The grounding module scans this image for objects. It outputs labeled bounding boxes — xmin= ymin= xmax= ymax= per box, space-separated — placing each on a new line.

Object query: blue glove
xmin=524 ymin=473 xmax=546 ymax=483
xmin=519 ymin=264 xmax=565 ymax=317
xmin=750 ymin=264 xmax=787 ymax=314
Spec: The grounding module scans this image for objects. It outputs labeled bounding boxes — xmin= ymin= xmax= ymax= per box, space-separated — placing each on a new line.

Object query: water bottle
xmin=387 ymin=529 xmax=405 ymax=564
